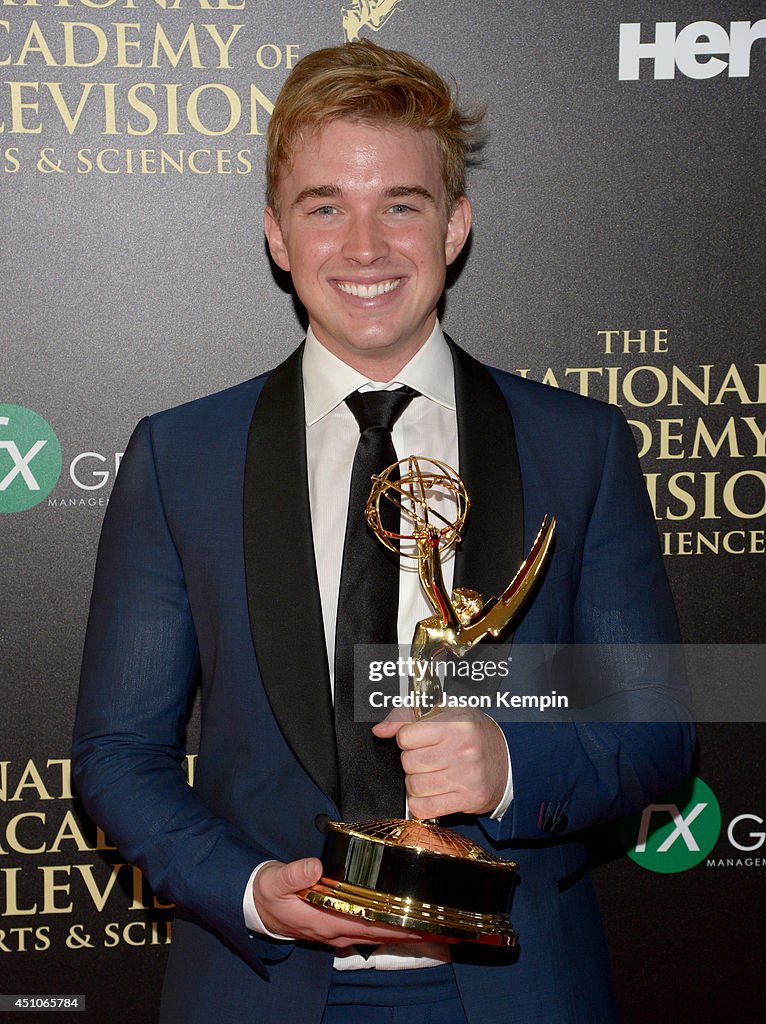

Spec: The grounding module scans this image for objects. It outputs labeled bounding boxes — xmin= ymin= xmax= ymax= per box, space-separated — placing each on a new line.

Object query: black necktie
xmin=334 ymin=386 xmax=418 ymax=822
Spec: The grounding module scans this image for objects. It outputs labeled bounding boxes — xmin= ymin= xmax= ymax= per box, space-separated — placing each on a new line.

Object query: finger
xmin=400 ymin=744 xmax=450 ymax=775
xmin=372 ymin=706 xmax=414 ymax=737
xmin=301 ymin=904 xmax=426 ymax=947
xmin=401 ymin=710 xmax=494 ymax=757
xmin=404 ymin=768 xmax=451 ymax=800
xmin=265 ymin=857 xmax=323 ymax=897
xmin=408 ymin=792 xmax=461 ymax=820
xmin=326 ymin=921 xmax=426 ymax=947
xmin=396 ymin=717 xmax=453 ymax=750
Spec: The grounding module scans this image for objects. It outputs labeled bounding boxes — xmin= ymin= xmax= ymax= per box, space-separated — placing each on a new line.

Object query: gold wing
xmin=455 ymin=515 xmax=556 ymax=647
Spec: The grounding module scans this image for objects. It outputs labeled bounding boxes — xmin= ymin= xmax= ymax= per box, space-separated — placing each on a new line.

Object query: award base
xmin=299 ymin=818 xmax=518 ymax=946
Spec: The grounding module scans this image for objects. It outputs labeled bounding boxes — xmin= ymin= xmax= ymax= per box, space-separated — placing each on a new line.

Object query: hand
xmin=373 ymin=709 xmax=508 ymax=820
xmin=252 ymin=858 xmax=426 ymax=948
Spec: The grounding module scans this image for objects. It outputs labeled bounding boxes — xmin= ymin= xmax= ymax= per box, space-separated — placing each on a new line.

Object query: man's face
xmin=264 ymin=119 xmax=471 ymax=380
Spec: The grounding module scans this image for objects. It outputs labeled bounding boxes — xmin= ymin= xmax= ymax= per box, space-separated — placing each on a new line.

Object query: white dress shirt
xmin=244 ymin=323 xmax=513 ymax=970
xmin=303 ymin=322 xmax=459 ymax=686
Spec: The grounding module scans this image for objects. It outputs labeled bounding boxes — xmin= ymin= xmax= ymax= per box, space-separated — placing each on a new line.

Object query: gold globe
xmin=364 ymin=455 xmax=470 ymax=557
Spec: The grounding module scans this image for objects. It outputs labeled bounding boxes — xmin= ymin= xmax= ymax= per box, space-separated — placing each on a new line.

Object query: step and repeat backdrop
xmin=2 ymin=1 xmax=763 ymax=1020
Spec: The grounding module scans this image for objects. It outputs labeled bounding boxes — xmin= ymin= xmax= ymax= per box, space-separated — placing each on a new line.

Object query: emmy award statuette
xmin=300 ymin=457 xmax=556 ymax=945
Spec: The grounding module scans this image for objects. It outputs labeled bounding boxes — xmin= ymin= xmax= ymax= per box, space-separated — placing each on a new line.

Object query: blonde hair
xmin=266 ymin=40 xmax=484 ymax=217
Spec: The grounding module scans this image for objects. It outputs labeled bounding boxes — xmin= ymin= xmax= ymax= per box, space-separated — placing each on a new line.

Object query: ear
xmin=444 ymin=196 xmax=472 ymax=266
xmin=264 ymin=207 xmax=291 ymax=272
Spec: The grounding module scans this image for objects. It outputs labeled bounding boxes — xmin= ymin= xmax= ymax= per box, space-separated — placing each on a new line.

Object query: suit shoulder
xmin=487 ymin=365 xmax=618 ymax=430
xmin=119 ymin=374 xmax=276 ymax=478
xmin=145 ymin=373 xmax=270 ymax=437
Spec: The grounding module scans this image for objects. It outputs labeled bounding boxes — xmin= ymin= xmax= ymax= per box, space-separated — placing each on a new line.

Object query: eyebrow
xmin=383 ymin=186 xmax=437 ymax=204
xmin=291 ymin=185 xmax=342 ymax=207
xmin=290 ymin=184 xmax=437 ymax=208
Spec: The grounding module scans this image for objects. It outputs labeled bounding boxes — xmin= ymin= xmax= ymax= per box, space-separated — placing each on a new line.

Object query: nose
xmin=341 ymin=212 xmax=389 ymax=264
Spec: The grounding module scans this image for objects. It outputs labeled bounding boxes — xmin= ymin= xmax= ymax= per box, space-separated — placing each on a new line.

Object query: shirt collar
xmin=302 ymin=323 xmax=456 ymax=426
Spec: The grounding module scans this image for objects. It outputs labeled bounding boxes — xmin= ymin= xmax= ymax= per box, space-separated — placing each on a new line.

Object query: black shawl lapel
xmin=241 ymin=337 xmax=522 ymax=810
xmin=243 ymin=344 xmax=340 ymax=810
xmin=448 ymin=337 xmax=525 ymax=605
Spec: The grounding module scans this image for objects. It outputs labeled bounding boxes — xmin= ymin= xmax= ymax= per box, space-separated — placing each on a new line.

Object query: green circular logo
xmin=618 ymin=775 xmax=721 ymax=873
xmin=0 ymin=404 xmax=62 ymax=513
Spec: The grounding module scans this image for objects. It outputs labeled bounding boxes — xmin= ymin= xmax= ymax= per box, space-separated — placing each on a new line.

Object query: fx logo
xmin=618 ymin=776 xmax=721 ymax=873
xmin=0 ymin=404 xmax=62 ymax=513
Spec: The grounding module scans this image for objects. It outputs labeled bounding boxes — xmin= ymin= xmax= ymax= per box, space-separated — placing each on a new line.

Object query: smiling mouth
xmin=336 ymin=279 xmax=401 ymax=298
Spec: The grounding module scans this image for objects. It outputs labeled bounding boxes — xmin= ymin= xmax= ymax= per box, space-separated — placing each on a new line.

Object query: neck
xmin=310 ymin=325 xmax=435 ymax=381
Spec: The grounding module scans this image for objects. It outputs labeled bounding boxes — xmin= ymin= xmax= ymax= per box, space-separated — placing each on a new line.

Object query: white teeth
xmin=338 ymin=279 xmax=400 ymax=297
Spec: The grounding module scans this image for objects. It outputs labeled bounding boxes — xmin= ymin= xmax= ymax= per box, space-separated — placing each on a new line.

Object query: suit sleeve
xmin=480 ymin=405 xmax=695 ymax=844
xmin=72 ymin=417 xmax=291 ymax=974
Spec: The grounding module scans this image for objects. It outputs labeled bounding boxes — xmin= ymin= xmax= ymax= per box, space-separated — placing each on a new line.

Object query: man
xmin=73 ymin=40 xmax=693 ymax=1024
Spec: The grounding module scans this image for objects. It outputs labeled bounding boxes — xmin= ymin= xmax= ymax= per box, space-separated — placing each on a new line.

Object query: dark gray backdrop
xmin=2 ymin=2 xmax=763 ymax=1020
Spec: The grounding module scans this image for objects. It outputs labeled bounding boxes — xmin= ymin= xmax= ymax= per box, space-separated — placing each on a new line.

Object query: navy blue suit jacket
xmin=73 ymin=341 xmax=693 ymax=1024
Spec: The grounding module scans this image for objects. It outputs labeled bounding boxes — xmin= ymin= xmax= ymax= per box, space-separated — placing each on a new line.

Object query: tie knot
xmin=345 ymin=386 xmax=418 ymax=434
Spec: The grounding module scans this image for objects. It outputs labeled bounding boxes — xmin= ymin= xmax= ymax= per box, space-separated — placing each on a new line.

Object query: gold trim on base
xmin=300 ymin=878 xmax=518 ymax=946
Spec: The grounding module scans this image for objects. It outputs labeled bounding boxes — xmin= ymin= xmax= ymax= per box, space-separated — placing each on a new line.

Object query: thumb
xmin=372 ymin=706 xmax=414 ymax=737
xmin=270 ymin=857 xmax=323 ymax=896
